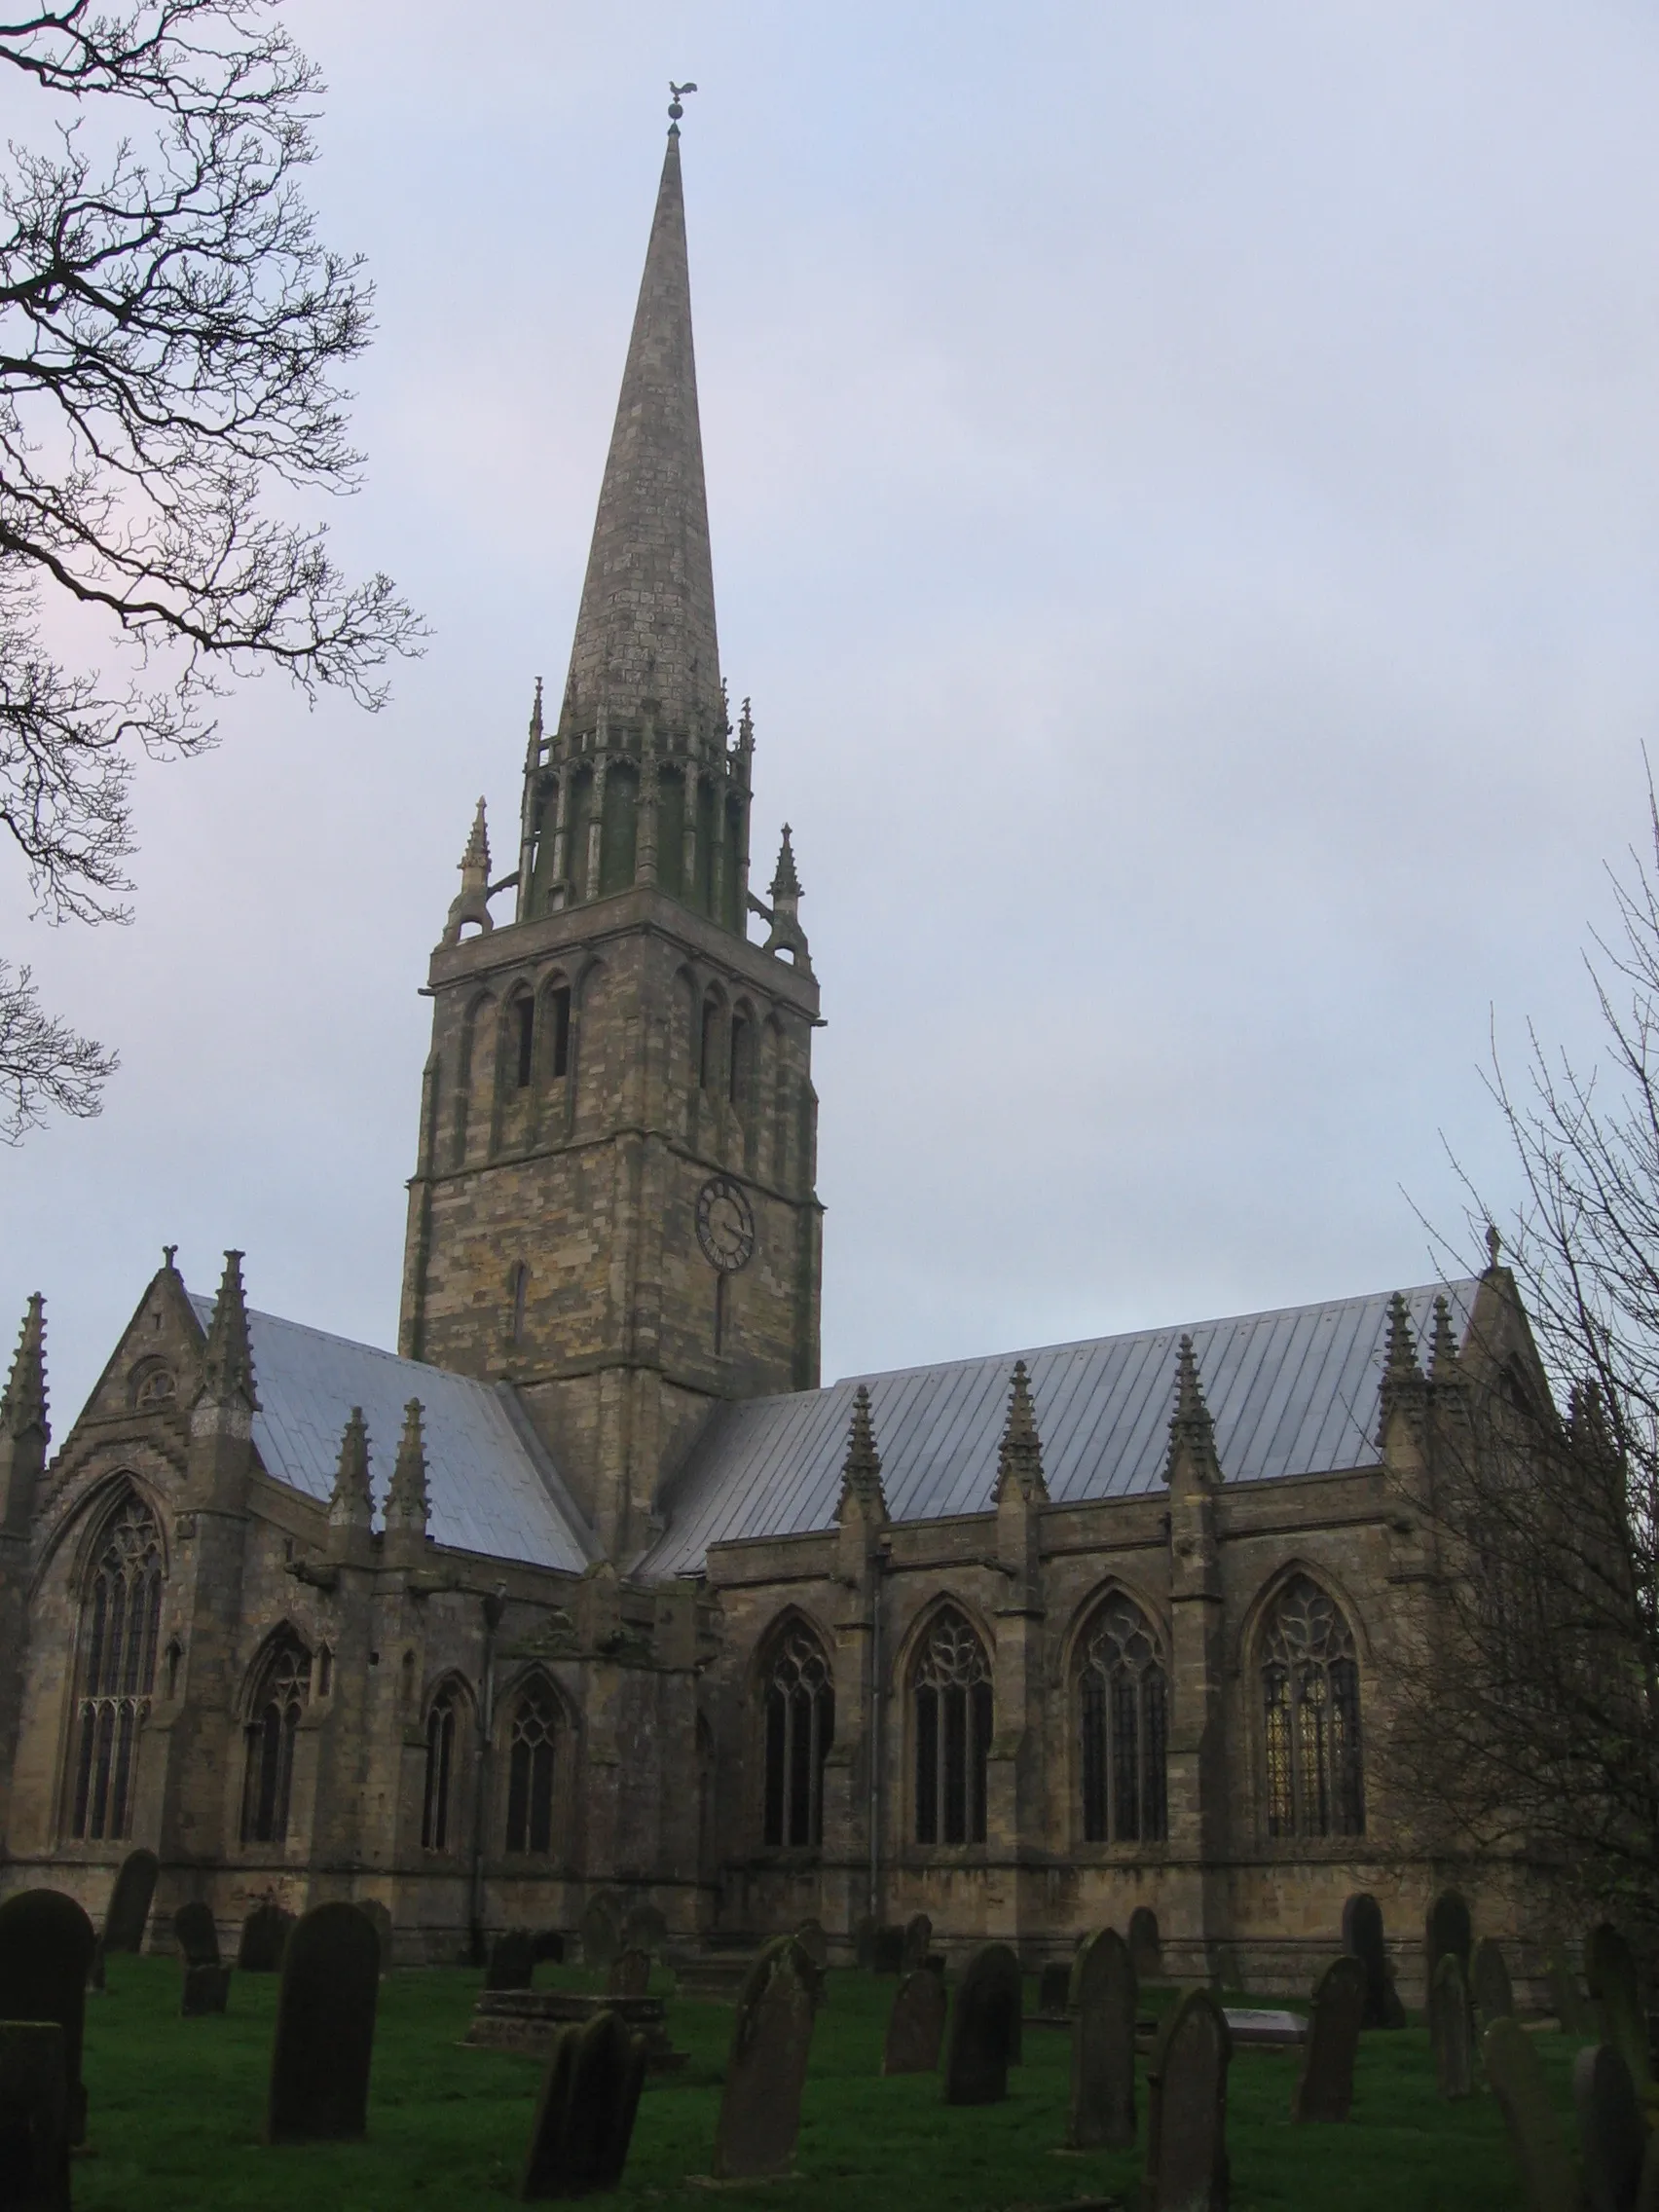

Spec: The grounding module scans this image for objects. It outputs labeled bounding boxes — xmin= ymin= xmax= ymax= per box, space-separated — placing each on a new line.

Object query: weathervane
xmin=669 ymin=81 xmax=698 ymax=127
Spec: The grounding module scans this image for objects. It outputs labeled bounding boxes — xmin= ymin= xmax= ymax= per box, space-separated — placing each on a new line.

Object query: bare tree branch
xmin=0 ymin=954 xmax=111 ymax=1136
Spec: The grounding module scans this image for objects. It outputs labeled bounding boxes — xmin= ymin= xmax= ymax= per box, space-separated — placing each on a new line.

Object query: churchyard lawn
xmin=76 ymin=1958 xmax=1565 ymax=2210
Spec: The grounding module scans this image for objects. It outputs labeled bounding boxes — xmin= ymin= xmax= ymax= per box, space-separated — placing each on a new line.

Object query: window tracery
xmin=69 ymin=1493 xmax=164 ymax=1842
xmin=760 ymin=1623 xmax=833 ymax=1848
xmin=504 ymin=1677 xmax=558 ymax=1855
xmin=1260 ymin=1574 xmax=1364 ymax=1839
xmin=913 ymin=1607 xmax=991 ymax=1846
xmin=240 ymin=1632 xmax=311 ymax=1846
xmin=423 ymin=1682 xmax=461 ymax=1852
xmin=1077 ymin=1593 xmax=1168 ymax=1844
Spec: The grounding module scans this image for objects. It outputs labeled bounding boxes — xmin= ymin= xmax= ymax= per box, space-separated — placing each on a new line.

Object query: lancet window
xmin=1077 ymin=1593 xmax=1168 ymax=1845
xmin=69 ymin=1493 xmax=165 ymax=1842
xmin=913 ymin=1607 xmax=992 ymax=1846
xmin=504 ymin=1677 xmax=559 ymax=1856
xmin=760 ymin=1622 xmax=833 ymax=1848
xmin=422 ymin=1682 xmax=462 ymax=1852
xmin=1260 ymin=1575 xmax=1364 ymax=1839
xmin=240 ymin=1631 xmax=311 ymax=1846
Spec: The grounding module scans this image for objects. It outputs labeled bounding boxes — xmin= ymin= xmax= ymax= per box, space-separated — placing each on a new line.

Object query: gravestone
xmin=1142 ymin=1987 xmax=1231 ymax=2212
xmin=0 ymin=1891 xmax=95 ymax=2148
xmin=532 ymin=1930 xmax=566 ymax=1971
xmin=181 ymin=1962 xmax=232 ymax=2017
xmin=1341 ymin=1893 xmax=1404 ymax=2030
xmin=1472 ymin=1937 xmax=1515 ymax=2028
xmin=710 ymin=1936 xmax=823 ymax=2182
xmin=1038 ymin=1963 xmax=1071 ymax=2016
xmin=1585 ymin=1924 xmax=1651 ymax=2091
xmin=519 ymin=2008 xmax=647 ymax=2200
xmin=487 ymin=1929 xmax=536 ymax=1992
xmin=1067 ymin=1927 xmax=1136 ymax=2153
xmin=1484 ymin=2016 xmax=1579 ymax=2212
xmin=1292 ymin=1956 xmax=1365 ymax=2123
xmin=1574 ymin=2043 xmax=1645 ymax=2212
xmin=579 ymin=1897 xmax=620 ymax=1973
xmin=901 ymin=1913 xmax=933 ymax=1973
xmin=238 ymin=1902 xmax=291 ymax=1972
xmin=881 ymin=1965 xmax=946 ymax=2076
xmin=1429 ymin=1953 xmax=1474 ymax=2101
xmin=265 ymin=1899 xmax=381 ymax=2144
xmin=872 ymin=1927 xmax=905 ymax=1975
xmin=620 ymin=1903 xmax=667 ymax=1958
xmin=1425 ymin=1890 xmax=1472 ymax=1986
xmin=606 ymin=1947 xmax=651 ymax=1999
xmin=356 ymin=1899 xmax=392 ymax=1972
xmin=173 ymin=1902 xmax=219 ymax=1968
xmin=1547 ymin=1947 xmax=1594 ymax=2037
xmin=793 ymin=1918 xmax=829 ymax=1971
xmin=0 ymin=2020 xmax=68 ymax=2212
xmin=1128 ymin=1906 xmax=1161 ymax=1979
xmin=942 ymin=1943 xmax=1022 ymax=2107
xmin=102 ymin=1849 xmax=159 ymax=1955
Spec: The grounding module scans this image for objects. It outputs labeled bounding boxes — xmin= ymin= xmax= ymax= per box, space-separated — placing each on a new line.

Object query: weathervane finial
xmin=668 ymin=81 xmax=698 ymax=131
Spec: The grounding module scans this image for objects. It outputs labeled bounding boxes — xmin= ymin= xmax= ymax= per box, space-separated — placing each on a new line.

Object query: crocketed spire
xmin=1377 ymin=1292 xmax=1425 ymax=1440
xmin=770 ymin=824 xmax=801 ymax=900
xmin=836 ymin=1383 xmax=888 ymax=1521
xmin=995 ymin=1360 xmax=1049 ymax=1504
xmin=385 ymin=1398 xmax=430 ymax=1538
xmin=761 ymin=823 xmax=812 ymax=973
xmin=443 ymin=795 xmax=494 ymax=946
xmin=198 ymin=1251 xmax=258 ymax=1411
xmin=0 ymin=1295 xmax=47 ymax=1443
xmin=1164 ymin=1335 xmax=1221 ymax=1487
xmin=559 ymin=122 xmax=720 ymax=745
xmin=328 ymin=1406 xmax=374 ymax=1532
xmin=1428 ymin=1294 xmax=1460 ymax=1385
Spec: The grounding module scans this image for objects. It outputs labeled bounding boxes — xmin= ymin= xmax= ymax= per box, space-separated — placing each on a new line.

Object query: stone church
xmin=0 ymin=116 xmax=1549 ymax=1995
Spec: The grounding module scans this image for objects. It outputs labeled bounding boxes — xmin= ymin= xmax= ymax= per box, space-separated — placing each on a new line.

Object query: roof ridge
xmin=187 ymin=1293 xmax=503 ymax=1392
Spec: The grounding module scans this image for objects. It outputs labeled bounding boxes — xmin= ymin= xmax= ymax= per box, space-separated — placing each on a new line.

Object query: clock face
xmin=696 ymin=1176 xmax=756 ymax=1273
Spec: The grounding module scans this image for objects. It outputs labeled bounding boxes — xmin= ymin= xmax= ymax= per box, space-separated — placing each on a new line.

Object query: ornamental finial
xmin=668 ymin=81 xmax=698 ymax=130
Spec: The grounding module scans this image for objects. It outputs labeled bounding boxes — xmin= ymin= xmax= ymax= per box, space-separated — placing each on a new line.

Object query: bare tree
xmin=0 ymin=0 xmax=422 ymax=1136
xmin=1387 ymin=794 xmax=1659 ymax=1934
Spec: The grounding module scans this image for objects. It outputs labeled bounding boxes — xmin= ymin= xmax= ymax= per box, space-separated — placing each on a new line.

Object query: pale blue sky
xmin=6 ymin=1 xmax=1659 ymax=1432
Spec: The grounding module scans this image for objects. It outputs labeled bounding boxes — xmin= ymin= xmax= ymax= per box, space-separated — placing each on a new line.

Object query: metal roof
xmin=636 ymin=1280 xmax=1479 ymax=1579
xmin=188 ymin=1298 xmax=594 ymax=1574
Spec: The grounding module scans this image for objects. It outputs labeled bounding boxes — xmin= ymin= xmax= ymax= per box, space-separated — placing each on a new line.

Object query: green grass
xmin=73 ymin=1957 xmax=1568 ymax=2211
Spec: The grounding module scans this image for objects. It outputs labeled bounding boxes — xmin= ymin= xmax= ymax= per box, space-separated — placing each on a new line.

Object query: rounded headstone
xmin=0 ymin=1890 xmax=95 ymax=2148
xmin=943 ymin=1943 xmax=1022 ymax=2107
xmin=1293 ymin=1955 xmax=1365 ymax=2123
xmin=173 ymin=1901 xmax=219 ymax=1969
xmin=102 ymin=1850 xmax=159 ymax=1955
xmin=1067 ymin=1928 xmax=1136 ymax=2152
xmin=265 ymin=1900 xmax=382 ymax=2144
xmin=1143 ymin=1987 xmax=1231 ymax=2212
xmin=712 ymin=1936 xmax=824 ymax=2181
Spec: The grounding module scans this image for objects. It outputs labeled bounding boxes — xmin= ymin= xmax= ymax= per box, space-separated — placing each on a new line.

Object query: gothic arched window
xmin=1077 ymin=1593 xmax=1168 ymax=1844
xmin=1260 ymin=1575 xmax=1365 ymax=1839
xmin=913 ymin=1607 xmax=992 ymax=1846
xmin=422 ymin=1682 xmax=463 ymax=1852
xmin=69 ymin=1493 xmax=164 ymax=1842
xmin=504 ymin=1677 xmax=559 ymax=1856
xmin=240 ymin=1632 xmax=311 ymax=1846
xmin=760 ymin=1622 xmax=833 ymax=1848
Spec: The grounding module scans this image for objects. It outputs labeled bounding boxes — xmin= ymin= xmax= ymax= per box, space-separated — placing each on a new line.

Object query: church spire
xmin=198 ymin=1251 xmax=257 ymax=1412
xmin=0 ymin=1295 xmax=47 ymax=1446
xmin=559 ymin=117 xmax=719 ymax=747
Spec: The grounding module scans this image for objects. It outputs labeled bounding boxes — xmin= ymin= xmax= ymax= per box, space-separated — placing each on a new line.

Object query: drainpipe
xmin=867 ymin=1548 xmax=885 ymax=1930
xmin=469 ymin=1585 xmax=506 ymax=1962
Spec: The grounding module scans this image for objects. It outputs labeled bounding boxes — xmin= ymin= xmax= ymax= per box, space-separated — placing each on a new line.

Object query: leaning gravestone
xmin=1574 ymin=2043 xmax=1646 ymax=2212
xmin=265 ymin=1900 xmax=381 ymax=2144
xmin=356 ymin=1899 xmax=392 ymax=1972
xmin=1484 ymin=2016 xmax=1579 ymax=2212
xmin=1585 ymin=1924 xmax=1651 ymax=2092
xmin=0 ymin=2020 xmax=68 ymax=2212
xmin=1293 ymin=1955 xmax=1365 ymax=2123
xmin=1425 ymin=1890 xmax=1472 ymax=1987
xmin=606 ymin=1947 xmax=651 ymax=1999
xmin=102 ymin=1849 xmax=159 ymax=1955
xmin=487 ymin=1929 xmax=536 ymax=1992
xmin=620 ymin=1903 xmax=668 ymax=1958
xmin=710 ymin=1936 xmax=823 ymax=2182
xmin=238 ymin=1902 xmax=291 ymax=1972
xmin=1547 ymin=1947 xmax=1594 ymax=2038
xmin=794 ymin=1918 xmax=830 ymax=1971
xmin=901 ymin=1913 xmax=933 ymax=1973
xmin=519 ymin=2009 xmax=648 ymax=2200
xmin=943 ymin=1943 xmax=1022 ymax=2107
xmin=882 ymin=1964 xmax=946 ymax=2077
xmin=1128 ymin=1906 xmax=1162 ymax=1979
xmin=1067 ymin=1927 xmax=1136 ymax=2153
xmin=1472 ymin=1937 xmax=1514 ymax=2027
xmin=1142 ymin=1988 xmax=1231 ymax=2212
xmin=0 ymin=1890 xmax=95 ymax=2149
xmin=579 ymin=1897 xmax=621 ymax=1973
xmin=173 ymin=1901 xmax=219 ymax=1968
xmin=1341 ymin=1893 xmax=1404 ymax=2030
xmin=1429 ymin=1953 xmax=1474 ymax=2101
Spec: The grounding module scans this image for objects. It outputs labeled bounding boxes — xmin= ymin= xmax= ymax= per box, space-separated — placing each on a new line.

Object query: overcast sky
xmin=6 ymin=0 xmax=1659 ymax=1437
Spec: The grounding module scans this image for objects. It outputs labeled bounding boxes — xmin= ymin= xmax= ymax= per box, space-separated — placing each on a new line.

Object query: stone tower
xmin=398 ymin=114 xmax=823 ymax=1562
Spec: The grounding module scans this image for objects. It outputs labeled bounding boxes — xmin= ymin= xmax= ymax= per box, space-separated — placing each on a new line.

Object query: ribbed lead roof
xmin=188 ymin=1298 xmax=594 ymax=1574
xmin=637 ymin=1280 xmax=1477 ymax=1578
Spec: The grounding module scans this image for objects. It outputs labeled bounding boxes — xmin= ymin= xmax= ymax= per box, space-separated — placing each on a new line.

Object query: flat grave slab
xmin=464 ymin=1990 xmax=684 ymax=2072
